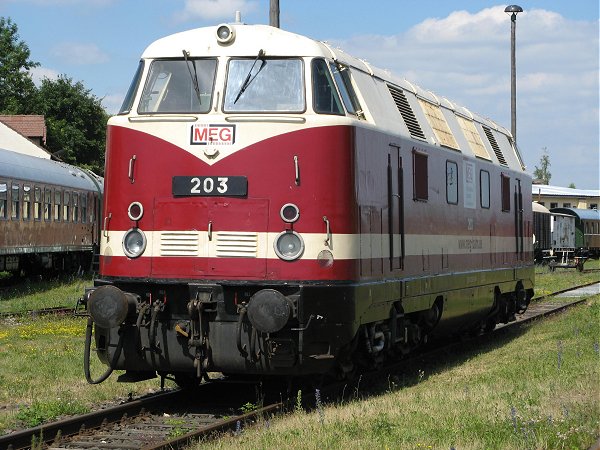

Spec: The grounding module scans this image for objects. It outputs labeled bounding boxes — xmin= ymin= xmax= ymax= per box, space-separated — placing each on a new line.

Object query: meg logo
xmin=190 ymin=124 xmax=236 ymax=145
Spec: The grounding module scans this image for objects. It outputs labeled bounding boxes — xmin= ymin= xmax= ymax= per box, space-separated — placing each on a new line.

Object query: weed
xmin=166 ymin=417 xmax=190 ymax=438
xmin=354 ymin=374 xmax=362 ymax=398
xmin=315 ymin=388 xmax=324 ymax=425
xmin=510 ymin=406 xmax=519 ymax=433
xmin=239 ymin=402 xmax=257 ymax=414
xmin=295 ymin=390 xmax=302 ymax=413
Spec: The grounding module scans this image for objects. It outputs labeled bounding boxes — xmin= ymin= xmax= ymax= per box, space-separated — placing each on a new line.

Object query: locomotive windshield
xmin=119 ymin=61 xmax=144 ymax=115
xmin=223 ymin=58 xmax=304 ymax=112
xmin=138 ymin=59 xmax=217 ymax=114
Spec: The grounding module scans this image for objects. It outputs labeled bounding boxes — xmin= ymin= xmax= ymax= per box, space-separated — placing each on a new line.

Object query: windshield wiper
xmin=182 ymin=49 xmax=202 ymax=104
xmin=233 ymin=49 xmax=266 ymax=104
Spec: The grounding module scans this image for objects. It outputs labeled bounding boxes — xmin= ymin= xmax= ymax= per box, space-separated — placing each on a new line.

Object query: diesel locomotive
xmin=83 ymin=21 xmax=534 ymax=385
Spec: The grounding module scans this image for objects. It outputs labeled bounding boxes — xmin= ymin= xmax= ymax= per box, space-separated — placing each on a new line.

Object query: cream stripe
xmin=103 ymin=230 xmax=532 ymax=260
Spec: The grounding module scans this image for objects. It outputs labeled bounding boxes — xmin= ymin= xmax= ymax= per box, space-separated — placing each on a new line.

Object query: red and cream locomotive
xmin=84 ymin=20 xmax=534 ymax=385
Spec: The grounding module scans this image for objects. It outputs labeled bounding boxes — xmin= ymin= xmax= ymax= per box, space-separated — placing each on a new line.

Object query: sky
xmin=0 ymin=0 xmax=598 ymax=189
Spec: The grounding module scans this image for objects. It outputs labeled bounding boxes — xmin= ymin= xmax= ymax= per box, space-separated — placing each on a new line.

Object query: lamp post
xmin=270 ymin=0 xmax=280 ymax=28
xmin=505 ymin=5 xmax=523 ymax=144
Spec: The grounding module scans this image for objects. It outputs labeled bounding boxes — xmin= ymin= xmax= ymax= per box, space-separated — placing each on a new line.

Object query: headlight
xmin=280 ymin=203 xmax=300 ymax=223
xmin=122 ymin=228 xmax=147 ymax=258
xmin=128 ymin=201 xmax=144 ymax=221
xmin=274 ymin=230 xmax=304 ymax=261
xmin=216 ymin=24 xmax=235 ymax=44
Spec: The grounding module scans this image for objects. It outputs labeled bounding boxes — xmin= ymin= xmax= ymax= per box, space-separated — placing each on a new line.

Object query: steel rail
xmin=0 ymin=390 xmax=182 ymax=449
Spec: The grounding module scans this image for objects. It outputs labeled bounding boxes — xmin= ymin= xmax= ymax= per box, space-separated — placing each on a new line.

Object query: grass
xmin=0 ymin=274 xmax=177 ymax=433
xmin=0 ymin=266 xmax=597 ymax=443
xmin=0 ymin=314 xmax=175 ymax=433
xmin=197 ymin=297 xmax=600 ymax=449
xmin=0 ymin=274 xmax=90 ymax=314
xmin=534 ymin=257 xmax=599 ymax=299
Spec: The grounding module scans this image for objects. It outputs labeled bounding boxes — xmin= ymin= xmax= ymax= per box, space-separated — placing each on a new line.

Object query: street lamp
xmin=505 ymin=5 xmax=523 ymax=144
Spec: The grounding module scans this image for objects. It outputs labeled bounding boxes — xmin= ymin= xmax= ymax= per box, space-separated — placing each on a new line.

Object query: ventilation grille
xmin=215 ymin=231 xmax=258 ymax=258
xmin=160 ymin=231 xmax=199 ymax=256
xmin=482 ymin=127 xmax=507 ymax=166
xmin=387 ymin=85 xmax=426 ymax=140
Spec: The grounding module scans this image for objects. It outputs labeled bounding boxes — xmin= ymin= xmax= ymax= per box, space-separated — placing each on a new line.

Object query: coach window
xmin=329 ymin=62 xmax=364 ymax=118
xmin=312 ymin=59 xmax=344 ymax=115
xmin=90 ymin=194 xmax=97 ymax=223
xmin=73 ymin=192 xmax=79 ymax=222
xmin=446 ymin=161 xmax=459 ymax=204
xmin=501 ymin=174 xmax=511 ymax=212
xmin=0 ymin=183 xmax=7 ymax=220
xmin=44 ymin=188 xmax=51 ymax=221
xmin=413 ymin=150 xmax=428 ymax=201
xmin=139 ymin=58 xmax=217 ymax=113
xmin=11 ymin=184 xmax=20 ymax=220
xmin=480 ymin=170 xmax=490 ymax=209
xmin=63 ymin=191 xmax=70 ymax=222
xmin=224 ymin=58 xmax=304 ymax=112
xmin=34 ymin=187 xmax=42 ymax=221
xmin=81 ymin=194 xmax=87 ymax=224
xmin=54 ymin=190 xmax=61 ymax=221
xmin=22 ymin=186 xmax=31 ymax=221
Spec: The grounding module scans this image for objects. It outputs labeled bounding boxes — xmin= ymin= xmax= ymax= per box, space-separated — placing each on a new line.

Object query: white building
xmin=0 ymin=117 xmax=51 ymax=159
xmin=532 ymin=184 xmax=599 ymax=210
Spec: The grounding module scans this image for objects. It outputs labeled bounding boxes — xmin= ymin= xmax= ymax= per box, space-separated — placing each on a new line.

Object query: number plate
xmin=172 ymin=176 xmax=248 ymax=197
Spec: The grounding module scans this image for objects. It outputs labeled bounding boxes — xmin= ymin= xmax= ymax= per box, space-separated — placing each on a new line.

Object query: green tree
xmin=33 ymin=75 xmax=108 ymax=175
xmin=0 ymin=17 xmax=38 ymax=114
xmin=568 ymin=183 xmax=576 ymax=189
xmin=533 ymin=147 xmax=552 ymax=185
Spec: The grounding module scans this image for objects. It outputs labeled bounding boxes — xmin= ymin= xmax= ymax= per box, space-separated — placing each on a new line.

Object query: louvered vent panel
xmin=482 ymin=127 xmax=507 ymax=166
xmin=387 ymin=85 xmax=426 ymax=140
xmin=215 ymin=232 xmax=258 ymax=258
xmin=160 ymin=231 xmax=199 ymax=256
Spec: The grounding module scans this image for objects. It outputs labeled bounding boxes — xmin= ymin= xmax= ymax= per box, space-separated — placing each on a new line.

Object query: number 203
xmin=190 ymin=177 xmax=229 ymax=194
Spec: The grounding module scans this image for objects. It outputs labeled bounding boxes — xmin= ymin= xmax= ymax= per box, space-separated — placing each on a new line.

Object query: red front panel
xmin=100 ymin=124 xmax=358 ymax=281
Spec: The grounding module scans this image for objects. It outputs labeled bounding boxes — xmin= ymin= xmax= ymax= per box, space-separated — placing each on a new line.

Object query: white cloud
xmin=101 ymin=93 xmax=124 ymax=115
xmin=173 ymin=0 xmax=258 ymax=22
xmin=50 ymin=42 xmax=109 ymax=65
xmin=29 ymin=66 xmax=60 ymax=85
xmin=327 ymin=6 xmax=599 ymax=188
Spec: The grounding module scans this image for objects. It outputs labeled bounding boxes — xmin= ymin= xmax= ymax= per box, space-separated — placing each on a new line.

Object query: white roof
xmin=532 ymin=184 xmax=599 ymax=198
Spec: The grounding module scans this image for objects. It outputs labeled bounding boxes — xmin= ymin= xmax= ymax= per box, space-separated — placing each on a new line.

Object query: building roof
xmin=531 ymin=184 xmax=599 ymax=198
xmin=0 ymin=115 xmax=47 ymax=144
xmin=0 ymin=120 xmax=51 ymax=159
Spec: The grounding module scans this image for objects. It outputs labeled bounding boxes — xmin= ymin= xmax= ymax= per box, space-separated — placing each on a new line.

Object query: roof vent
xmin=387 ymin=85 xmax=426 ymax=140
xmin=482 ymin=126 xmax=507 ymax=166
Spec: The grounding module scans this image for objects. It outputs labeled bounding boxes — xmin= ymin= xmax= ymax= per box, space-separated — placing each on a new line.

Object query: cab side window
xmin=312 ymin=59 xmax=344 ymax=115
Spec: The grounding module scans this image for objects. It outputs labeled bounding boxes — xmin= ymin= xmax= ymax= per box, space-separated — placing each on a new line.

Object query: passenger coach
xmin=0 ymin=148 xmax=103 ymax=275
xmin=84 ymin=21 xmax=534 ymax=385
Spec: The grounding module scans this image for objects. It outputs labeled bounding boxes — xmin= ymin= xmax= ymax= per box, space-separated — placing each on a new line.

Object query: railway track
xmin=1 ymin=383 xmax=282 ymax=450
xmin=0 ymin=282 xmax=597 ymax=449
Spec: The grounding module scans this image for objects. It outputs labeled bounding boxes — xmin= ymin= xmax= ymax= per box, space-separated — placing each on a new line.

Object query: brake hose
xmin=84 ymin=317 xmax=124 ymax=384
xmin=236 ymin=305 xmax=248 ymax=357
